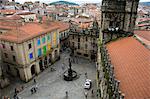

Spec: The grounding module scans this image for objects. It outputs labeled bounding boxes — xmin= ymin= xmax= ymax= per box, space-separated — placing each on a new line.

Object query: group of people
xmin=70 ymin=56 xmax=78 ymax=64
xmin=30 ymin=79 xmax=38 ymax=94
xmin=30 ymin=86 xmax=38 ymax=94
xmin=64 ymin=90 xmax=94 ymax=99
xmin=13 ymin=85 xmax=24 ymax=99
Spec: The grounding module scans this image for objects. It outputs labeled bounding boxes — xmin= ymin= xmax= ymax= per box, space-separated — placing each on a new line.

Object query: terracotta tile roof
xmin=55 ymin=21 xmax=69 ymax=32
xmin=0 ymin=22 xmax=59 ymax=43
xmin=106 ymin=37 xmax=150 ymax=99
xmin=17 ymin=12 xmax=35 ymax=15
xmin=136 ymin=18 xmax=150 ymax=22
xmin=0 ymin=20 xmax=69 ymax=43
xmin=137 ymin=24 xmax=150 ymax=27
xmin=134 ymin=30 xmax=150 ymax=41
xmin=0 ymin=15 xmax=22 ymax=20
xmin=0 ymin=9 xmax=17 ymax=14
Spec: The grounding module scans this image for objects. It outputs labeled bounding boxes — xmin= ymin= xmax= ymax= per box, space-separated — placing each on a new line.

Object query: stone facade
xmin=0 ymin=50 xmax=2 ymax=77
xmin=59 ymin=29 xmax=70 ymax=51
xmin=69 ymin=20 xmax=99 ymax=61
xmin=97 ymin=0 xmax=140 ymax=98
xmin=0 ymin=0 xmax=8 ymax=5
xmin=0 ymin=30 xmax=60 ymax=82
xmin=101 ymin=0 xmax=139 ymax=32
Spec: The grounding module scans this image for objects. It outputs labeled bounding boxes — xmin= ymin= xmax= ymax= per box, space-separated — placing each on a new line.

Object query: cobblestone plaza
xmin=1 ymin=50 xmax=97 ymax=99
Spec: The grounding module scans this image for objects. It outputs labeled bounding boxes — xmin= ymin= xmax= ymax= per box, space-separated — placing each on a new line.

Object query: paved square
xmin=1 ymin=51 xmax=97 ymax=99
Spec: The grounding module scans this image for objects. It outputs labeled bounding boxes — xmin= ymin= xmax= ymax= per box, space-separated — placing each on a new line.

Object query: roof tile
xmin=107 ymin=37 xmax=150 ymax=99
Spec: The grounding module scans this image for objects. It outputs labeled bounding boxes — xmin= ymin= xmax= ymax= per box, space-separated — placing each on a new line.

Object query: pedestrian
xmin=84 ymin=92 xmax=88 ymax=99
xmin=15 ymin=88 xmax=17 ymax=94
xmin=65 ymin=91 xmax=68 ymax=97
xmin=31 ymin=88 xmax=33 ymax=94
xmin=13 ymin=93 xmax=17 ymax=99
xmin=85 ymin=72 xmax=87 ymax=78
xmin=34 ymin=79 xmax=36 ymax=84
xmin=91 ymin=89 xmax=94 ymax=97
xmin=75 ymin=56 xmax=78 ymax=64
xmin=62 ymin=63 xmax=65 ymax=71
xmin=33 ymin=87 xmax=37 ymax=93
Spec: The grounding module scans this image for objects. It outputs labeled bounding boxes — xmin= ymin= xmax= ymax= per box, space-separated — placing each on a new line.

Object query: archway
xmin=44 ymin=56 xmax=48 ymax=68
xmin=54 ymin=50 xmax=58 ymax=59
xmin=16 ymin=68 xmax=20 ymax=78
xmin=48 ymin=54 xmax=52 ymax=64
xmin=31 ymin=65 xmax=36 ymax=76
xmin=39 ymin=60 xmax=43 ymax=71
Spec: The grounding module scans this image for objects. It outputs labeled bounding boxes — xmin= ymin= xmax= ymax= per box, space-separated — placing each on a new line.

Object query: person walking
xmin=66 ymin=91 xmax=68 ymax=98
xmin=34 ymin=79 xmax=36 ymax=84
xmin=91 ymin=89 xmax=94 ymax=97
xmin=84 ymin=91 xmax=88 ymax=99
xmin=85 ymin=72 xmax=88 ymax=79
xmin=15 ymin=88 xmax=17 ymax=94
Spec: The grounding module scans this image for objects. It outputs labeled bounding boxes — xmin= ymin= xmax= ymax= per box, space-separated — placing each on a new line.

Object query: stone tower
xmin=101 ymin=0 xmax=139 ymax=32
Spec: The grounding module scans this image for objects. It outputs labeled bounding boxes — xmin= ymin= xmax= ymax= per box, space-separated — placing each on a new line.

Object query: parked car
xmin=84 ymin=79 xmax=92 ymax=89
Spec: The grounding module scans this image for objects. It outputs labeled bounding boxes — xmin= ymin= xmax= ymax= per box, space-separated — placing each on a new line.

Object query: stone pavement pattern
xmin=1 ymin=51 xmax=97 ymax=99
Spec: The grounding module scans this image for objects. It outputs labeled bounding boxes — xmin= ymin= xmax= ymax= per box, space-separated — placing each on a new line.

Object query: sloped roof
xmin=0 ymin=22 xmax=59 ymax=43
xmin=134 ymin=30 xmax=150 ymax=41
xmin=106 ymin=37 xmax=150 ymax=99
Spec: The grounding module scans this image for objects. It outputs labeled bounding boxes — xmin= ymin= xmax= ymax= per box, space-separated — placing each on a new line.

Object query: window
xmin=37 ymin=39 xmax=41 ymax=46
xmin=43 ymin=46 xmax=47 ymax=55
xmin=29 ymin=53 xmax=33 ymax=59
xmin=47 ymin=43 xmax=51 ymax=50
xmin=77 ymin=52 xmax=81 ymax=55
xmin=93 ymin=38 xmax=95 ymax=42
xmin=38 ymin=48 xmax=42 ymax=57
xmin=73 ymin=35 xmax=74 ymax=39
xmin=2 ymin=44 xmax=5 ymax=48
xmin=86 ymin=37 xmax=88 ymax=41
xmin=84 ymin=54 xmax=88 ymax=57
xmin=10 ymin=46 xmax=14 ymax=51
xmin=38 ymin=10 xmax=40 ymax=14
xmin=78 ymin=37 xmax=80 ymax=42
xmin=7 ymin=65 xmax=10 ymax=70
xmin=42 ymin=37 xmax=46 ymax=44
xmin=64 ymin=33 xmax=65 ymax=37
xmin=28 ymin=43 xmax=32 ymax=49
xmin=13 ymin=55 xmax=16 ymax=61
xmin=85 ymin=44 xmax=88 ymax=49
xmin=72 ymin=42 xmax=75 ymax=48
xmin=61 ymin=33 xmax=63 ymax=38
xmin=47 ymin=35 xmax=51 ymax=42
xmin=4 ymin=53 xmax=8 ymax=58
xmin=78 ymin=43 xmax=80 ymax=49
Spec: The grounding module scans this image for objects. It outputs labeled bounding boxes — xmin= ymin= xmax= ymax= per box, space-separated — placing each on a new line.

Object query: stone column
xmin=35 ymin=61 xmax=40 ymax=74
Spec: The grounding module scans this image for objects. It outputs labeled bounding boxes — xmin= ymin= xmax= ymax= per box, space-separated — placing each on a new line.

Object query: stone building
xmin=0 ymin=50 xmax=2 ymax=77
xmin=69 ymin=20 xmax=99 ymax=60
xmin=0 ymin=0 xmax=8 ymax=5
xmin=57 ymin=22 xmax=70 ymax=51
xmin=97 ymin=0 xmax=140 ymax=98
xmin=101 ymin=0 xmax=139 ymax=32
xmin=0 ymin=21 xmax=60 ymax=82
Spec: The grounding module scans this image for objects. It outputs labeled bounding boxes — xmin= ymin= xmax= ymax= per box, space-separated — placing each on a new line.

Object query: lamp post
xmin=108 ymin=27 xmax=119 ymax=41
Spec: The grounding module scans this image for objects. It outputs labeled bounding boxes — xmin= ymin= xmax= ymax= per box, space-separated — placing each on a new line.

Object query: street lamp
xmin=108 ymin=27 xmax=119 ymax=41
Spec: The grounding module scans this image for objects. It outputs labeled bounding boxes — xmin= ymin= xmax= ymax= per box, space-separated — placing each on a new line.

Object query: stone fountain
xmin=63 ymin=58 xmax=77 ymax=81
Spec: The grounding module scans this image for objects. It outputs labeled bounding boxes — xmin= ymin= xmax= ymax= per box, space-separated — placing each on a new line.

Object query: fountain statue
xmin=63 ymin=58 xmax=77 ymax=81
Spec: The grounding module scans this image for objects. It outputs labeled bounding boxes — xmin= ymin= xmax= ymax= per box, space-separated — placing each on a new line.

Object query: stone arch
xmin=54 ymin=50 xmax=57 ymax=57
xmin=39 ymin=59 xmax=43 ymax=71
xmin=48 ymin=54 xmax=52 ymax=64
xmin=31 ymin=65 xmax=36 ymax=76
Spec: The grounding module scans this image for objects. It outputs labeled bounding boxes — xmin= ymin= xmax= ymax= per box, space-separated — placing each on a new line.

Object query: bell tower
xmin=101 ymin=0 xmax=139 ymax=32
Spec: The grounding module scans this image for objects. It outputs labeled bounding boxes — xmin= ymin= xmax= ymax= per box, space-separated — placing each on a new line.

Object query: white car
xmin=84 ymin=79 xmax=92 ymax=89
